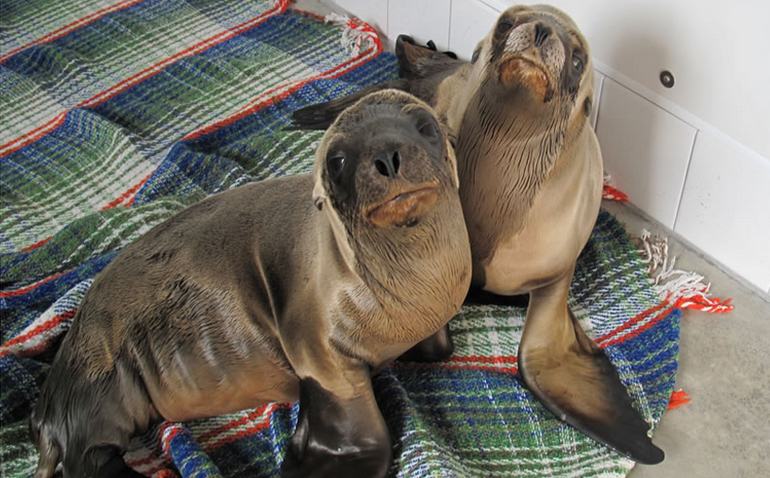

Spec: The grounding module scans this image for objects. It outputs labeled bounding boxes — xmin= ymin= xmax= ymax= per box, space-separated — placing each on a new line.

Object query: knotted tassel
xmin=667 ymin=389 xmax=691 ymax=410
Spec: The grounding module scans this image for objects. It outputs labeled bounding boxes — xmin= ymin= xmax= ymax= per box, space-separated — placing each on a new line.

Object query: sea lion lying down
xmin=30 ymin=90 xmax=471 ymax=478
xmin=293 ymin=4 xmax=664 ymax=464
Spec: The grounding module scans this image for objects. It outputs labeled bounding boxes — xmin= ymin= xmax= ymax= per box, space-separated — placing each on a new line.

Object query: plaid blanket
xmin=0 ymin=1 xmax=680 ymax=476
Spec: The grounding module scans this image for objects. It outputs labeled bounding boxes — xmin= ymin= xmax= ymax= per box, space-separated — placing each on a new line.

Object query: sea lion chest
xmin=481 ymin=126 xmax=603 ymax=295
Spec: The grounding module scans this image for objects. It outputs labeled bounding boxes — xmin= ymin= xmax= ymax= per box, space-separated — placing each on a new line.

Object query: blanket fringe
xmin=602 ymin=174 xmax=629 ymax=202
xmin=667 ymin=389 xmax=691 ymax=410
xmin=324 ymin=12 xmax=382 ymax=56
xmin=638 ymin=229 xmax=734 ymax=314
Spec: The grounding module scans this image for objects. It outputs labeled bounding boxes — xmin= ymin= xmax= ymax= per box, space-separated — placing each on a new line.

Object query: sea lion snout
xmin=366 ymin=180 xmax=440 ymax=228
xmin=362 ymin=137 xmax=444 ymax=228
xmin=486 ymin=7 xmax=592 ymax=103
xmin=496 ymin=19 xmax=565 ymax=101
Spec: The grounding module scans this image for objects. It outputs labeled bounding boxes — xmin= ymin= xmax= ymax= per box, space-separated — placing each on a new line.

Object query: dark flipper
xmin=399 ymin=325 xmax=454 ymax=362
xmin=86 ymin=447 xmax=145 ymax=478
xmin=291 ymin=35 xmax=463 ymax=132
xmin=464 ymin=286 xmax=530 ymax=308
xmin=281 ymin=376 xmax=391 ymax=478
xmin=290 ymin=81 xmax=406 ymax=130
xmin=395 ymin=35 xmax=462 ymax=79
xmin=518 ymin=274 xmax=664 ymax=464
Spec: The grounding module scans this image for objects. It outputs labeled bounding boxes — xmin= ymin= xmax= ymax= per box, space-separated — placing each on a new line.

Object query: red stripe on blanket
xmin=0 ymin=309 xmax=76 ymax=356
xmin=0 ymin=112 xmax=67 ymax=158
xmin=202 ymin=403 xmax=292 ymax=450
xmin=197 ymin=404 xmax=272 ymax=442
xmin=20 ymin=236 xmax=52 ymax=252
xmin=599 ymin=304 xmax=678 ymax=348
xmin=15 ymin=167 xmax=149 ymax=250
xmin=0 ymin=0 xmax=148 ymax=64
xmin=183 ymin=47 xmax=380 ymax=140
xmin=0 ymin=0 xmax=289 ymax=158
xmin=100 ymin=173 xmax=153 ymax=210
xmin=448 ymin=354 xmax=518 ymax=365
xmin=594 ymin=301 xmax=670 ymax=344
xmin=0 ymin=271 xmax=66 ymax=298
xmin=401 ymin=303 xmax=679 ymax=376
xmin=136 ymin=403 xmax=292 ymax=474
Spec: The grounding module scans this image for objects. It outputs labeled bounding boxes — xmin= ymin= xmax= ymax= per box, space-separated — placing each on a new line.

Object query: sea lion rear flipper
xmin=395 ymin=35 xmax=462 ymax=79
xmin=290 ymin=81 xmax=407 ymax=130
xmin=518 ymin=275 xmax=664 ymax=464
xmin=281 ymin=375 xmax=391 ymax=478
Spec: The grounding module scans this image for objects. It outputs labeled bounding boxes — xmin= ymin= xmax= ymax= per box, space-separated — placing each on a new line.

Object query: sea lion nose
xmin=374 ymin=150 xmax=401 ymax=178
xmin=534 ymin=22 xmax=551 ymax=47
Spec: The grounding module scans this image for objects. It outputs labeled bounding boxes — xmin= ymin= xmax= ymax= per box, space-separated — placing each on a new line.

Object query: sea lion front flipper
xmin=281 ymin=375 xmax=391 ymax=478
xmin=517 ymin=274 xmax=664 ymax=464
xmin=290 ymin=81 xmax=407 ymax=130
xmin=399 ymin=325 xmax=454 ymax=362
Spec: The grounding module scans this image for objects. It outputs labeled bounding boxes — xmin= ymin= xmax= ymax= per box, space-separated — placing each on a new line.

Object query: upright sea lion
xmin=29 ymin=90 xmax=471 ymax=478
xmin=293 ymin=5 xmax=664 ymax=464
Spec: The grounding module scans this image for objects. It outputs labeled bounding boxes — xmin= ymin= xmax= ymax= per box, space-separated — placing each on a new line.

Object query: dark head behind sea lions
xmin=292 ymin=4 xmax=663 ymax=465
xmin=29 ymin=90 xmax=471 ymax=478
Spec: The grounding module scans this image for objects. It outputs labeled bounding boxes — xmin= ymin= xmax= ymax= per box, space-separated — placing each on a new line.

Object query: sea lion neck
xmin=347 ymin=194 xmax=468 ymax=330
xmin=455 ymin=88 xmax=573 ymax=263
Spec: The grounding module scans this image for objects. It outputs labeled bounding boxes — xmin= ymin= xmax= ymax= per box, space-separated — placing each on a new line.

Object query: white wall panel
xmin=596 ymin=78 xmax=696 ymax=228
xmin=675 ymin=132 xmax=770 ymax=291
xmin=448 ymin=0 xmax=498 ymax=59
xmin=388 ymin=0 xmax=451 ymax=51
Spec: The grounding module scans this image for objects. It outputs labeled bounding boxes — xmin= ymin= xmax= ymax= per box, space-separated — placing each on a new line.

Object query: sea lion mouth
xmin=366 ymin=181 xmax=440 ymax=228
xmin=498 ymin=56 xmax=554 ymax=102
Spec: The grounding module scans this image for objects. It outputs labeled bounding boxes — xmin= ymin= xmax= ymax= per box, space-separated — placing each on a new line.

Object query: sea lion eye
xmin=572 ymin=54 xmax=584 ymax=72
xmin=496 ymin=19 xmax=514 ymax=35
xmin=327 ymin=153 xmax=345 ymax=180
xmin=418 ymin=121 xmax=439 ymax=139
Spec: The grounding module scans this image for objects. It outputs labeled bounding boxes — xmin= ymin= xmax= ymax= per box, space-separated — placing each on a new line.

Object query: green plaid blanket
xmin=0 ymin=1 xmax=680 ymax=476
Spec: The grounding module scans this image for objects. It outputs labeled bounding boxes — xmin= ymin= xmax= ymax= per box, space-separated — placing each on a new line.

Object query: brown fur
xmin=30 ymin=90 xmax=471 ymax=477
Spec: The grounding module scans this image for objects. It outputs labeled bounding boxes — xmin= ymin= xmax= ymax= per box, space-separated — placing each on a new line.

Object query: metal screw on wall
xmin=659 ymin=70 xmax=675 ymax=88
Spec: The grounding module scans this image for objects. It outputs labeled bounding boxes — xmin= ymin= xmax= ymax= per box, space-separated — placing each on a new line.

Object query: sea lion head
xmin=312 ymin=89 xmax=460 ymax=232
xmin=470 ymin=4 xmax=593 ymax=112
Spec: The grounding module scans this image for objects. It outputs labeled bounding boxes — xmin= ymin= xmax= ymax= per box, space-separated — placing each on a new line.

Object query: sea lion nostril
xmin=375 ymin=159 xmax=388 ymax=176
xmin=534 ymin=22 xmax=550 ymax=47
xmin=374 ymin=151 xmax=400 ymax=178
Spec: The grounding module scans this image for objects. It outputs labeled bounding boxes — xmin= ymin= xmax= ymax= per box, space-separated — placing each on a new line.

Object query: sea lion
xmin=29 ymin=90 xmax=471 ymax=478
xmin=292 ymin=5 xmax=664 ymax=464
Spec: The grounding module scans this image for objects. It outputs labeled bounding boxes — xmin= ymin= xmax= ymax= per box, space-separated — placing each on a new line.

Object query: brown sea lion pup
xmin=29 ymin=90 xmax=471 ymax=478
xmin=292 ymin=5 xmax=664 ymax=465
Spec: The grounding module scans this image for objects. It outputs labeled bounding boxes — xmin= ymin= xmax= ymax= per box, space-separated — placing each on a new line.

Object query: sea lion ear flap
xmin=444 ymin=134 xmax=460 ymax=189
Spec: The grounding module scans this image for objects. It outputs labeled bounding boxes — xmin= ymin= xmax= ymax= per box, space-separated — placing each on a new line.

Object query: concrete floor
xmin=603 ymin=202 xmax=770 ymax=478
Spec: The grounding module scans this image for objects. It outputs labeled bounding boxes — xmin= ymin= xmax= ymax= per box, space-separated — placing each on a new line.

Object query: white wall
xmin=324 ymin=0 xmax=770 ymax=294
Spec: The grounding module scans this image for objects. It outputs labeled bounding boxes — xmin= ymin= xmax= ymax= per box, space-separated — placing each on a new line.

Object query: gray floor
xmin=604 ymin=202 xmax=770 ymax=478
